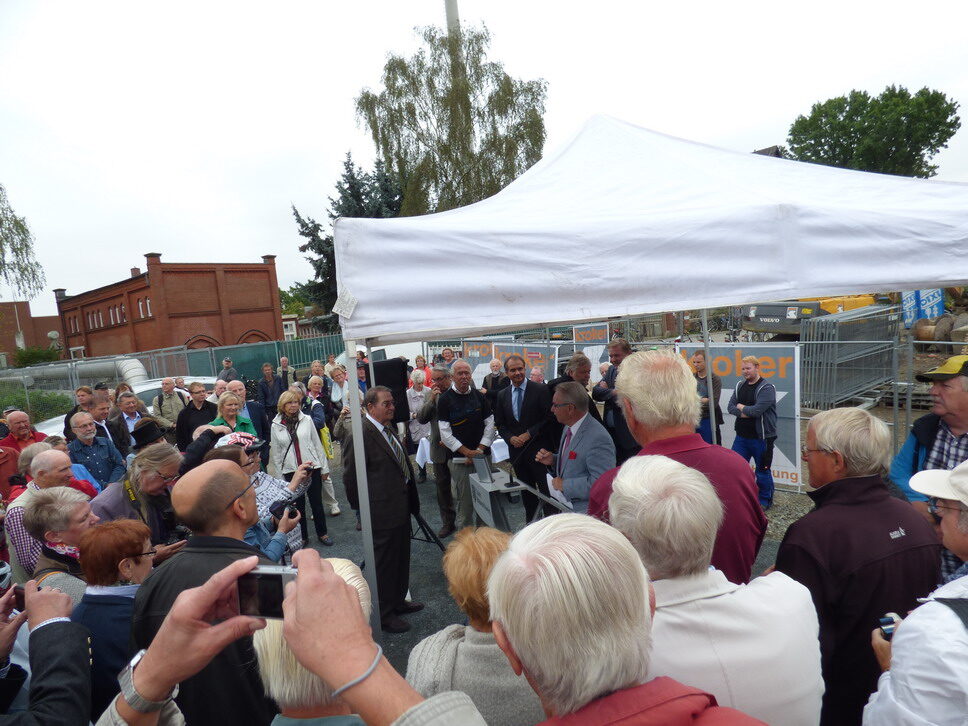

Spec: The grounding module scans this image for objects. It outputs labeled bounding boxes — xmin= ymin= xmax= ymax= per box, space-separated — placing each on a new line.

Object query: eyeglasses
xmin=800 ymin=445 xmax=831 ymax=457
xmin=551 ymin=402 xmax=574 ymax=409
xmin=158 ymin=472 xmax=181 ymax=484
xmin=224 ymin=480 xmax=255 ymax=510
xmin=928 ymin=498 xmax=963 ymax=516
xmin=136 ymin=549 xmax=157 ymax=558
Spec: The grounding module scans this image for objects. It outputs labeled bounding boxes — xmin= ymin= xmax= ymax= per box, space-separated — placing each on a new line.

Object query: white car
xmin=35 ymin=376 xmax=220 ymax=437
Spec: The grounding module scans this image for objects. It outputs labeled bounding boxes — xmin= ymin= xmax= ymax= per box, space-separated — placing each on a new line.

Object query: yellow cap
xmin=915 ymin=355 xmax=968 ymax=382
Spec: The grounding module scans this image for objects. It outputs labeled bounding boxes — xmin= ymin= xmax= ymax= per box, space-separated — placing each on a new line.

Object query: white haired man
xmin=863 ymin=459 xmax=968 ymax=724
xmin=610 ymin=455 xmax=823 ymax=725
xmin=588 ymin=350 xmax=767 ymax=584
xmin=151 ymin=377 xmax=188 ymax=440
xmin=776 ymin=407 xmax=940 ymax=726
xmin=279 ymin=518 xmax=765 ymax=725
xmin=891 ymin=354 xmax=968 ymax=581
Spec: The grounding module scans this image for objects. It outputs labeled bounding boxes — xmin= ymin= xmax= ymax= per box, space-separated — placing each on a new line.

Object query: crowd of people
xmin=0 ymin=348 xmax=963 ymax=725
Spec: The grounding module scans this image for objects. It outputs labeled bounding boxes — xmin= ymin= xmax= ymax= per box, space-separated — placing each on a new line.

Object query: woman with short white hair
xmin=254 ymin=558 xmax=370 ymax=725
xmin=406 ymin=369 xmax=432 ymax=483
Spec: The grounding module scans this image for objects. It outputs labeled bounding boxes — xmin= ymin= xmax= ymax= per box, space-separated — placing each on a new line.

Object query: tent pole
xmin=367 ymin=344 xmax=377 ymax=384
xmin=344 ymin=337 xmax=382 ymax=641
xmin=701 ymin=309 xmax=718 ymax=445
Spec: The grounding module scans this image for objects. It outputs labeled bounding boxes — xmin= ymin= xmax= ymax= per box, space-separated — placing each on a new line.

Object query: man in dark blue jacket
xmin=727 ymin=355 xmax=777 ymax=508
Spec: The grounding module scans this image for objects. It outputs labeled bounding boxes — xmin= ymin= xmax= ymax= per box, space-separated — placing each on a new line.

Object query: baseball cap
xmin=223 ymin=357 xmax=233 ymax=363
xmin=915 ymin=355 xmax=968 ymax=383
xmin=215 ymin=432 xmax=264 ymax=452
xmin=909 ymin=459 xmax=968 ymax=508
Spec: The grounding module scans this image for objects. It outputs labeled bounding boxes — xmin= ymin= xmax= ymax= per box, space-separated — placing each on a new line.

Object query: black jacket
xmin=0 ymin=621 xmax=92 ymax=723
xmin=342 ymin=419 xmax=418 ymax=527
xmin=775 ymin=475 xmax=941 ymax=726
xmin=96 ymin=416 xmax=132 ymax=458
xmin=174 ymin=401 xmax=218 ymax=451
xmin=494 ymin=380 xmax=555 ymax=456
xmin=132 ymin=536 xmax=277 ymax=726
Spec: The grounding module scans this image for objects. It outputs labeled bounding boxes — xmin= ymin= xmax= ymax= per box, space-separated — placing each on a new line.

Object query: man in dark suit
xmin=494 ymin=354 xmax=555 ymax=520
xmin=228 ymin=380 xmax=270 ymax=467
xmin=342 ymin=386 xmax=422 ymax=634
xmin=593 ymin=338 xmax=641 ymax=464
xmin=90 ymin=392 xmax=131 ymax=457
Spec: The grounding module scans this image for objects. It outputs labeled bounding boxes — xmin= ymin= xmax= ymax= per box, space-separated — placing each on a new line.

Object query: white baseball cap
xmin=909 ymin=460 xmax=968 ymax=508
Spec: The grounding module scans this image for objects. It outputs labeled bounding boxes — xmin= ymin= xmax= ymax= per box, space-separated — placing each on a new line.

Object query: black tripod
xmin=410 ymin=511 xmax=445 ymax=551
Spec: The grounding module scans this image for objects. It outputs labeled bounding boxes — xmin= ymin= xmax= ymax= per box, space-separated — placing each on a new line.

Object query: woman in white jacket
xmin=270 ymin=390 xmax=333 ymax=546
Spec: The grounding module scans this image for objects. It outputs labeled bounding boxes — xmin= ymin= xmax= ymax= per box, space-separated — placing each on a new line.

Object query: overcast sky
xmin=3 ymin=0 xmax=967 ymax=317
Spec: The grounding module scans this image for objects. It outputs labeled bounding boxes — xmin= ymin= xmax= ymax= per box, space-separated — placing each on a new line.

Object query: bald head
xmin=172 ymin=460 xmax=252 ymax=536
xmin=227 ymin=380 xmax=247 ymax=399
xmin=31 ymin=450 xmax=74 ymax=488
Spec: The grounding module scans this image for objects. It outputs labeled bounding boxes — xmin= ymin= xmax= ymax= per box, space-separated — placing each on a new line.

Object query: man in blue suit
xmin=535 ymin=381 xmax=616 ymax=514
xmin=228 ymin=380 xmax=269 ymax=467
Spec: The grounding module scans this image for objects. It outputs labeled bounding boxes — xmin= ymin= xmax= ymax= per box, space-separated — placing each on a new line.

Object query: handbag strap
xmin=935 ymin=597 xmax=968 ymax=630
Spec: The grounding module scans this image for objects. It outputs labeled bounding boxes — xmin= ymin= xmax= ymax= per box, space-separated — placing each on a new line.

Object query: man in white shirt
xmin=863 ymin=459 xmax=968 ymax=725
xmin=608 ymin=454 xmax=823 ymax=726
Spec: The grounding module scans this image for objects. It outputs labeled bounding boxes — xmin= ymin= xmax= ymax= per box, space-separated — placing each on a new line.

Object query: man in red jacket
xmin=0 ymin=410 xmax=46 ymax=453
xmin=587 ymin=351 xmax=766 ymax=584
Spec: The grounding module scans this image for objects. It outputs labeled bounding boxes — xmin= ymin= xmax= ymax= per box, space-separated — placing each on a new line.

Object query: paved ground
xmin=308 ymin=453 xmax=794 ymax=675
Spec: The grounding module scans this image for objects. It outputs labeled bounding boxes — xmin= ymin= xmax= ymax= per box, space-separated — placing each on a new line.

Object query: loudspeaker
xmin=372 ymin=358 xmax=410 ymax=425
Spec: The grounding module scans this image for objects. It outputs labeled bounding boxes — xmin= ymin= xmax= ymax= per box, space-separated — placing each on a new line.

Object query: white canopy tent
xmin=335 ymin=114 xmax=968 ymax=345
xmin=333 ymin=115 xmax=968 ymax=638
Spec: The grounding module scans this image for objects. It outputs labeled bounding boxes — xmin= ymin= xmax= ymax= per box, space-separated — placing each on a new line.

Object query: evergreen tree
xmin=293 ymin=153 xmax=402 ymax=334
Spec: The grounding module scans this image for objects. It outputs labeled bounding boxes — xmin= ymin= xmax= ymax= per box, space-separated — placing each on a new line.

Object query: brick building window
xmin=145 ymin=298 xmax=152 ymax=317
xmin=120 ymin=304 xmax=126 ymax=322
xmin=138 ymin=298 xmax=144 ymax=319
xmin=97 ymin=310 xmax=103 ymax=328
xmin=109 ymin=307 xmax=115 ymax=325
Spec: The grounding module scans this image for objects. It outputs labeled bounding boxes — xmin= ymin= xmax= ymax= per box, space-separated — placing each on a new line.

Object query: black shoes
xmin=381 ymin=615 xmax=411 ymax=633
xmin=395 ymin=601 xmax=424 ymax=615
xmin=318 ymin=535 xmax=334 ymax=546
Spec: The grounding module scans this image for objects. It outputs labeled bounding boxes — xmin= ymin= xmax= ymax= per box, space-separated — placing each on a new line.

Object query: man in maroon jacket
xmin=776 ymin=407 xmax=940 ymax=726
xmin=587 ymin=351 xmax=766 ymax=584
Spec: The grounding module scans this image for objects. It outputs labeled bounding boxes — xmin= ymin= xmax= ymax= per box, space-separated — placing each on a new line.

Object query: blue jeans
xmin=731 ymin=435 xmax=775 ymax=506
xmin=697 ymin=418 xmax=721 ymax=446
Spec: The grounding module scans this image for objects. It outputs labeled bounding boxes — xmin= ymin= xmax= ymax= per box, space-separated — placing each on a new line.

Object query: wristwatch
xmin=118 ymin=649 xmax=178 ymax=713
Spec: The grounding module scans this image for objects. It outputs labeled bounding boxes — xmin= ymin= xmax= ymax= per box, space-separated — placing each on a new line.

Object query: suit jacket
xmin=417 ymin=394 xmax=449 ymax=464
xmin=101 ymin=416 xmax=132 ymax=457
xmin=0 ymin=620 xmax=93 ymax=725
xmin=551 ymin=415 xmax=615 ymax=513
xmin=494 ymin=380 xmax=554 ymax=459
xmin=592 ymin=364 xmax=638 ymax=452
xmin=481 ymin=372 xmax=509 ymax=408
xmin=342 ymin=418 xmax=417 ymax=529
xmin=242 ymin=400 xmax=270 ymax=466
xmin=276 ymin=366 xmax=298 ymax=388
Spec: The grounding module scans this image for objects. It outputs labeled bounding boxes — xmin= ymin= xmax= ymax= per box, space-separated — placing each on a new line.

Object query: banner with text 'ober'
xmin=679 ymin=343 xmax=802 ymax=491
xmin=573 ymin=322 xmax=610 ymax=384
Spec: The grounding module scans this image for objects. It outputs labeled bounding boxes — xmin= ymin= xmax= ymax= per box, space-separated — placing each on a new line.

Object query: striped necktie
xmin=384 ymin=425 xmax=410 ymax=482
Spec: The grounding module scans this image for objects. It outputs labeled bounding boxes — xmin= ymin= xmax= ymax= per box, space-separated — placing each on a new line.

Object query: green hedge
xmin=0 ymin=385 xmax=73 ymax=424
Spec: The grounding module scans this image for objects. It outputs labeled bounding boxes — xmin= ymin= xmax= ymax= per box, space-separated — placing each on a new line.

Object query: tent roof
xmin=334 ymin=115 xmax=968 ymax=344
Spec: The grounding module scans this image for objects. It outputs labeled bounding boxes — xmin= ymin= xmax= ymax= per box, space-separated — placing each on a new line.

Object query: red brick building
xmin=56 ymin=253 xmax=284 ymax=358
xmin=0 ymin=302 xmax=63 ymax=365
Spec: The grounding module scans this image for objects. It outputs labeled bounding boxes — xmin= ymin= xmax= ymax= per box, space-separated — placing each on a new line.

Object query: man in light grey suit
xmin=536 ymin=381 xmax=616 ymax=514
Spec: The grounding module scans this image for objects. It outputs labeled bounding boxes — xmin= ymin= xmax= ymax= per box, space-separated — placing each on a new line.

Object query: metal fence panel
xmin=800 ymin=305 xmax=900 ymax=409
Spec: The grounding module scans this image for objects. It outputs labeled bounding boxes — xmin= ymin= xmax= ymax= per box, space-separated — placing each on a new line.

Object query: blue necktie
xmin=513 ymin=386 xmax=523 ymax=421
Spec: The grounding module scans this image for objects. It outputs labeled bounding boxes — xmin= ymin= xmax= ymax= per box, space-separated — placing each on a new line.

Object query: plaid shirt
xmin=7 ymin=483 xmax=42 ymax=576
xmin=252 ymin=471 xmax=309 ymax=554
xmin=926 ymin=421 xmax=968 ymax=580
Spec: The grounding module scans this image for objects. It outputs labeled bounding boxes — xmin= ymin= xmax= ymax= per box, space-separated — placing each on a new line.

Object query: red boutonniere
xmin=568 ymin=451 xmax=577 ymax=460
